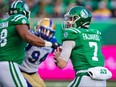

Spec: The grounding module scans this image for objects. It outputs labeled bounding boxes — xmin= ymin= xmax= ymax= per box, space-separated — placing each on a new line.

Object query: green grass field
xmin=45 ymin=80 xmax=116 ymax=87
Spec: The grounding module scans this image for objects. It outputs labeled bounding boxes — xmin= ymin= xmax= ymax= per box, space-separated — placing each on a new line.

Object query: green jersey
xmin=62 ymin=28 xmax=104 ymax=72
xmin=0 ymin=14 xmax=29 ymax=64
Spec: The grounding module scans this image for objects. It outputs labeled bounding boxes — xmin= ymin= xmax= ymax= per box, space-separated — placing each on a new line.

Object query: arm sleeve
xmin=59 ymin=40 xmax=75 ymax=61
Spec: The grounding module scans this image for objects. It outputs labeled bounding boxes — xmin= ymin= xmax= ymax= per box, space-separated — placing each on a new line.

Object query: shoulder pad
xmin=9 ymin=14 xmax=30 ymax=26
xmin=62 ymin=28 xmax=81 ymax=41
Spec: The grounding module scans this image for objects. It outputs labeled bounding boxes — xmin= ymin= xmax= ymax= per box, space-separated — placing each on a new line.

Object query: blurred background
xmin=0 ymin=0 xmax=116 ymax=87
xmin=1 ymin=0 xmax=116 ymax=19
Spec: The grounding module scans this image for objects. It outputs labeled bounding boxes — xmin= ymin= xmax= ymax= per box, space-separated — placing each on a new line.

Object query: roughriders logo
xmin=80 ymin=9 xmax=89 ymax=18
xmin=64 ymin=32 xmax=68 ymax=38
xmin=22 ymin=19 xmax=26 ymax=24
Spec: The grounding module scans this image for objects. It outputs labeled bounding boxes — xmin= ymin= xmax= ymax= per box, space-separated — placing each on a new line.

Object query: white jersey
xmin=19 ymin=44 xmax=53 ymax=73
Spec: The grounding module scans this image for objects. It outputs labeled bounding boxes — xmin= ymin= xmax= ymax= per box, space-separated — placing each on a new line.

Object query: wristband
xmin=45 ymin=41 xmax=52 ymax=47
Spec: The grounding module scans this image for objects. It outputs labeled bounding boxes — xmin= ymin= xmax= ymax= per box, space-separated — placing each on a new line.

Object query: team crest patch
xmin=22 ymin=19 xmax=26 ymax=24
xmin=80 ymin=9 xmax=89 ymax=18
xmin=64 ymin=32 xmax=68 ymax=38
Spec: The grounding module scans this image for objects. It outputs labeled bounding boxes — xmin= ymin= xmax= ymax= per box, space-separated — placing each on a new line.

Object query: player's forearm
xmin=16 ymin=24 xmax=53 ymax=47
xmin=54 ymin=41 xmax=74 ymax=68
xmin=55 ymin=58 xmax=67 ymax=69
xmin=25 ymin=33 xmax=56 ymax=47
xmin=25 ymin=33 xmax=46 ymax=47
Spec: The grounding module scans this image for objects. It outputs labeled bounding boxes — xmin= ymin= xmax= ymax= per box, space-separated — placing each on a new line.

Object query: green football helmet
xmin=8 ymin=0 xmax=30 ymax=19
xmin=63 ymin=6 xmax=92 ymax=29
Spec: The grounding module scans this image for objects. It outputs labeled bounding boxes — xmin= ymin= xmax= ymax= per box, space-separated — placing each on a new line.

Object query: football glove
xmin=51 ymin=42 xmax=61 ymax=49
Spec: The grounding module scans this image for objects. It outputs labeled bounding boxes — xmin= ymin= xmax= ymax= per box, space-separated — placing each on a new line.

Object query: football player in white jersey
xmin=19 ymin=18 xmax=58 ymax=87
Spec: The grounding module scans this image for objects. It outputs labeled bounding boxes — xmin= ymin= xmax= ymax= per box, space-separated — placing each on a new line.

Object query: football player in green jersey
xmin=54 ymin=6 xmax=112 ymax=87
xmin=0 ymin=0 xmax=59 ymax=87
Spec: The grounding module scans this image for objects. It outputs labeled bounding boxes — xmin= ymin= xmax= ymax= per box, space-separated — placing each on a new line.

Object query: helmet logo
xmin=24 ymin=3 xmax=29 ymax=11
xmin=80 ymin=9 xmax=89 ymax=18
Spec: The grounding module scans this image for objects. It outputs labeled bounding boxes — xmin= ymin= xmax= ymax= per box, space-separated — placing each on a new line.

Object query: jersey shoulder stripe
xmin=9 ymin=14 xmax=29 ymax=26
xmin=11 ymin=15 xmax=26 ymax=22
xmin=64 ymin=28 xmax=81 ymax=33
xmin=63 ymin=28 xmax=80 ymax=41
